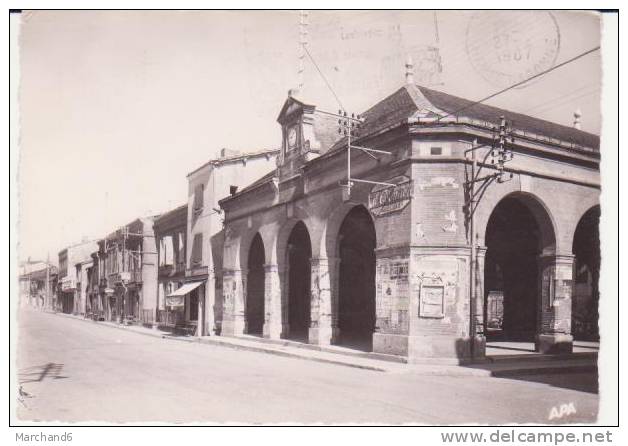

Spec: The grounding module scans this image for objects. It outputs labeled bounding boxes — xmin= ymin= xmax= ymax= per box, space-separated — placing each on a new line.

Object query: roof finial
xmin=405 ymin=54 xmax=414 ymax=85
xmin=573 ymin=108 xmax=582 ymax=130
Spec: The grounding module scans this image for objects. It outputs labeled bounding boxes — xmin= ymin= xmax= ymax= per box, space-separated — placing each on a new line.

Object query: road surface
xmin=15 ymin=309 xmax=598 ymax=424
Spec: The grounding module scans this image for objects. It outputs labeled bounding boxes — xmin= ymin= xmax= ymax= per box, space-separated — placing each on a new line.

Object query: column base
xmin=373 ymin=333 xmax=487 ymax=363
xmin=408 ymin=334 xmax=486 ymax=363
xmin=263 ymin=322 xmax=287 ymax=340
xmin=308 ymin=326 xmax=339 ymax=346
xmin=536 ymin=333 xmax=573 ymax=354
xmin=221 ymin=318 xmax=246 ymax=336
xmin=373 ymin=333 xmax=409 ymax=357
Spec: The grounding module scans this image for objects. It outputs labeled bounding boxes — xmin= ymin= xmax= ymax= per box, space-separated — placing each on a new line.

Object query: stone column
xmin=475 ymin=247 xmax=487 ymax=336
xmin=279 ymin=264 xmax=290 ymax=337
xmin=263 ymin=264 xmax=285 ymax=339
xmin=308 ymin=257 xmax=339 ymax=345
xmin=537 ymin=254 xmax=575 ymax=354
xmin=220 ymin=269 xmax=246 ymax=336
xmin=202 ymin=270 xmax=217 ymax=336
xmin=472 ymin=247 xmax=487 ymax=358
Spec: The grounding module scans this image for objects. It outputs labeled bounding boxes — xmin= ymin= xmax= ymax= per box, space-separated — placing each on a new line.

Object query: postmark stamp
xmin=466 ymin=11 xmax=560 ymax=88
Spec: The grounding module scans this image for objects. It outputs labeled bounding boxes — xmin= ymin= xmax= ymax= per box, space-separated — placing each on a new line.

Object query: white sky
xmin=17 ymin=10 xmax=602 ymax=263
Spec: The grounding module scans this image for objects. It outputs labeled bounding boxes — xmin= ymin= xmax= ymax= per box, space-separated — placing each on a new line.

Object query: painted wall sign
xmin=419 ymin=284 xmax=445 ymax=318
xmin=368 ymin=176 xmax=413 ymax=216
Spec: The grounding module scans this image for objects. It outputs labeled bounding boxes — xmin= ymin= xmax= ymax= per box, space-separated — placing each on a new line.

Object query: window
xmin=191 ymin=233 xmax=203 ymax=266
xmin=177 ymin=232 xmax=185 ymax=265
xmin=193 ymin=184 xmax=204 ymax=212
xmin=159 ymin=236 xmax=174 ymax=266
xmin=430 ymin=146 xmax=443 ymax=155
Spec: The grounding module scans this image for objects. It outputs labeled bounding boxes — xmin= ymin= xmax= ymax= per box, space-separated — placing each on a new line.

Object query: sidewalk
xmin=51 ymin=311 xmax=598 ymax=378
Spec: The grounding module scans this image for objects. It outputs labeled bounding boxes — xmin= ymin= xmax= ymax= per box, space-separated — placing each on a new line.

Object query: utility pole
xmin=45 ymin=252 xmax=50 ymax=311
xmin=334 ymin=110 xmax=394 ymax=198
xmin=465 ymin=116 xmax=514 ymax=359
xmin=298 ymin=10 xmax=308 ymax=90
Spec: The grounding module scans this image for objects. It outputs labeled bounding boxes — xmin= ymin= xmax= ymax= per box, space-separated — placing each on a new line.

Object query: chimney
xmin=288 ymin=88 xmax=300 ymax=99
xmin=573 ymin=108 xmax=582 ymax=130
xmin=405 ymin=55 xmax=414 ymax=85
xmin=229 ymin=185 xmax=238 ymax=196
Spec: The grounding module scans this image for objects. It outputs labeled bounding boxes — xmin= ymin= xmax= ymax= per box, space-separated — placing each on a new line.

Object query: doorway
xmin=337 ymin=206 xmax=376 ymax=351
xmin=246 ymin=233 xmax=265 ymax=336
xmin=484 ymin=196 xmax=552 ymax=343
xmin=286 ymin=222 xmax=312 ymax=341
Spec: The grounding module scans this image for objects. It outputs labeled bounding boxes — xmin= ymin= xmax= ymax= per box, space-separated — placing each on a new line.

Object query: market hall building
xmin=217 ymin=71 xmax=601 ymax=363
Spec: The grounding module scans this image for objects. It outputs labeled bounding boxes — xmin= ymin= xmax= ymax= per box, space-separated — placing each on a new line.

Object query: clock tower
xmin=275 ymin=89 xmax=322 ymax=183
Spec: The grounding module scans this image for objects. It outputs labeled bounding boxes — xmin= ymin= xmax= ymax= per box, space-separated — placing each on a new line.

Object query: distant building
xmin=153 ymin=204 xmax=188 ymax=332
xmin=99 ymin=218 xmax=158 ymax=324
xmin=19 ymin=261 xmax=57 ymax=309
xmin=58 ymin=241 xmax=98 ymax=314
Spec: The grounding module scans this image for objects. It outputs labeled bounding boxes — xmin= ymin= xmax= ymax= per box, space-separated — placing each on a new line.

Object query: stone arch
xmin=482 ymin=192 xmax=558 ymax=343
xmin=273 ymin=217 xmax=316 ymax=270
xmin=245 ymin=232 xmax=266 ymax=335
xmin=320 ymin=200 xmax=376 ymax=260
xmin=279 ymin=220 xmax=313 ymax=340
xmin=571 ymin=205 xmax=601 ymax=340
xmin=477 ymin=191 xmax=557 ymax=255
xmin=336 ymin=205 xmax=377 ymax=350
xmin=236 ymin=224 xmax=274 ymax=274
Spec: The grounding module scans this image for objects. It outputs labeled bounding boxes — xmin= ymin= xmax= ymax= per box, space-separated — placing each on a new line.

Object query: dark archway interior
xmin=572 ymin=206 xmax=600 ymax=341
xmin=484 ymin=197 xmax=543 ymax=342
xmin=246 ymin=233 xmax=265 ymax=336
xmin=338 ymin=206 xmax=376 ymax=351
xmin=287 ymin=222 xmax=312 ymax=341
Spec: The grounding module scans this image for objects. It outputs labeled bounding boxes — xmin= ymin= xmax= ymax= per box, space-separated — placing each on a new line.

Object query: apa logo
xmin=548 ymin=403 xmax=576 ymax=420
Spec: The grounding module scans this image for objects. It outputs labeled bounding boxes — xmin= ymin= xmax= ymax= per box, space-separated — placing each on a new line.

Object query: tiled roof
xmin=154 ymin=203 xmax=188 ymax=229
xmin=330 ymin=84 xmax=599 ymax=151
xmin=417 ymin=86 xmax=600 ymax=150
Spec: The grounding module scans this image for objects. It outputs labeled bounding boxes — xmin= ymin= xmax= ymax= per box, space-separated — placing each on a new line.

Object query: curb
xmin=47 ymin=312 xmax=598 ymax=377
xmin=51 ymin=312 xmax=390 ymax=372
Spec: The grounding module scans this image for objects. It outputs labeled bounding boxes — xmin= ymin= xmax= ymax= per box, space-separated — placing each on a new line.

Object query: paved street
xmin=15 ymin=309 xmax=598 ymax=424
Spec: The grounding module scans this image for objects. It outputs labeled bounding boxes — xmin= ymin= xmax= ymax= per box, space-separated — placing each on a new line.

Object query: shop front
xmin=162 ymin=281 xmax=204 ymax=335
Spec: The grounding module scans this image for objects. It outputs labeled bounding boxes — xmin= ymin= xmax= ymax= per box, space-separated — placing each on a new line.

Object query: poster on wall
xmin=419 ymin=284 xmax=445 ymax=318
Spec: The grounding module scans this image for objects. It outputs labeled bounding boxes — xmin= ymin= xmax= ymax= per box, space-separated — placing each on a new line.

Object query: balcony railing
xmin=157 ymin=309 xmax=184 ymax=327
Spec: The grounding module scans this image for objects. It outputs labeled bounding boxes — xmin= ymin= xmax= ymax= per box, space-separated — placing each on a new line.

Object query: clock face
xmin=287 ymin=126 xmax=298 ymax=149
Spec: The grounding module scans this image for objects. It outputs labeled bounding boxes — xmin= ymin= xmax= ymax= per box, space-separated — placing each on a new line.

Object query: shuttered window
xmin=193 ymin=184 xmax=204 ymax=211
xmin=191 ymin=233 xmax=203 ymax=266
xmin=177 ymin=232 xmax=185 ymax=264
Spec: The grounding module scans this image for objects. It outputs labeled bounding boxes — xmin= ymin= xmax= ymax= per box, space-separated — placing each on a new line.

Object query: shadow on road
xmin=495 ymin=371 xmax=599 ymax=394
xmin=18 ymin=363 xmax=68 ymax=384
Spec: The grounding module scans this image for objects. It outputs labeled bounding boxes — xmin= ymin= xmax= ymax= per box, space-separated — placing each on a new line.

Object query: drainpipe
xmin=469 ymin=140 xmax=477 ymax=360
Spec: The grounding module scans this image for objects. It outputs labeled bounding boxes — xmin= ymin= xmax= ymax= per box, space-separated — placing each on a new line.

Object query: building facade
xmin=99 ymin=218 xmax=158 ymax=324
xmin=57 ymin=241 xmax=98 ymax=314
xmin=153 ymin=204 xmax=188 ymax=331
xmin=19 ymin=261 xmax=57 ymax=309
xmin=217 ymin=76 xmax=600 ymax=362
xmin=182 ymin=148 xmax=279 ymax=336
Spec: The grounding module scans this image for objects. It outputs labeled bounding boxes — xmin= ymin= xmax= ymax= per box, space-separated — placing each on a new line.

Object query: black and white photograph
xmin=8 ymin=7 xmax=619 ymax=431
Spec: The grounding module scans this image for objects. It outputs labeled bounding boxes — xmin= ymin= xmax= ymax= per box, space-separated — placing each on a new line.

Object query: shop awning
xmin=167 ymin=281 xmax=203 ymax=297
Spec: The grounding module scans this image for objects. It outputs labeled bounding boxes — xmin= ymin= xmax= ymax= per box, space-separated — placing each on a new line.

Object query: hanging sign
xmin=166 ymin=295 xmax=185 ymax=307
xmin=368 ymin=176 xmax=413 ymax=217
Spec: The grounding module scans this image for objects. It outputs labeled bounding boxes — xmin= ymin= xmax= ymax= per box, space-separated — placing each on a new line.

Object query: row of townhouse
xmin=53 ymin=148 xmax=278 ymax=337
xmin=47 ymin=65 xmax=601 ymax=361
